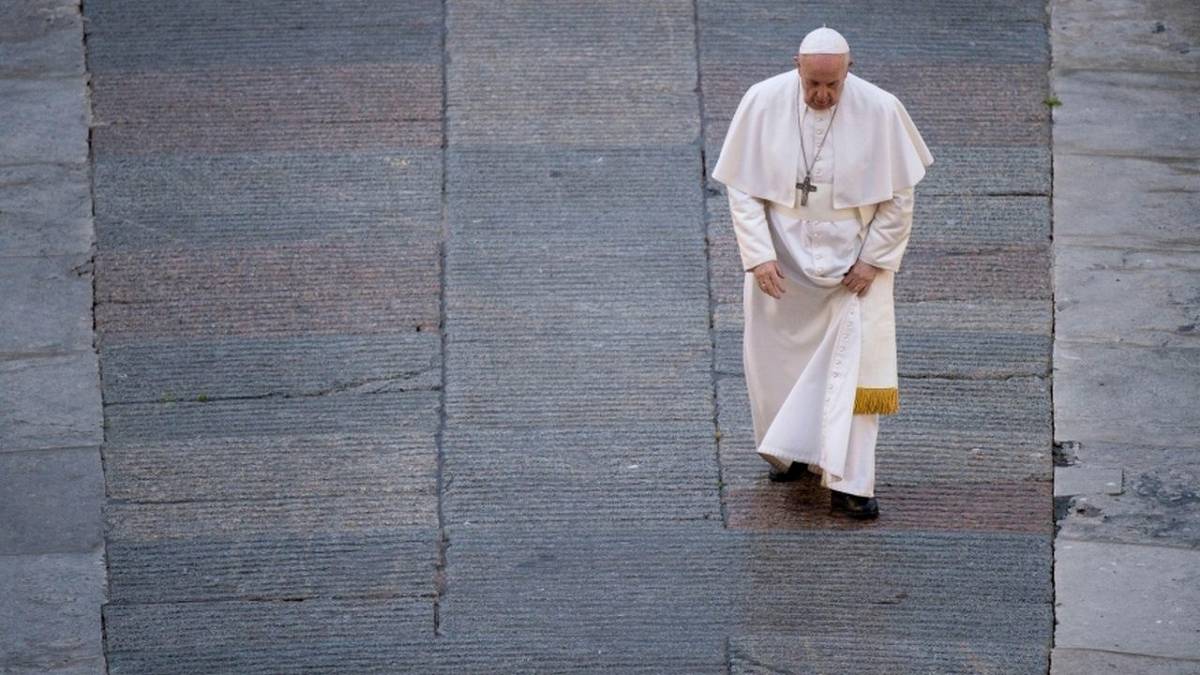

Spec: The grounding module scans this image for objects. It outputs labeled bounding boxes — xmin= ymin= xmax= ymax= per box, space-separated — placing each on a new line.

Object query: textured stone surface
xmin=0 ymin=551 xmax=106 ymax=673
xmin=0 ymin=353 xmax=102 ymax=452
xmin=0 ymin=254 xmax=94 ymax=355
xmin=1050 ymin=0 xmax=1200 ymax=669
xmin=1055 ymin=539 xmax=1200 ymax=660
xmin=0 ymin=0 xmax=85 ymax=77
xmin=86 ymin=0 xmax=1059 ymax=669
xmin=0 ymin=77 xmax=89 ymax=164
xmin=0 ymin=447 xmax=104 ymax=555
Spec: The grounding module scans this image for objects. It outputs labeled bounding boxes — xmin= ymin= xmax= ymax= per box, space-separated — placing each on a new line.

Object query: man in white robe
xmin=712 ymin=27 xmax=933 ymax=519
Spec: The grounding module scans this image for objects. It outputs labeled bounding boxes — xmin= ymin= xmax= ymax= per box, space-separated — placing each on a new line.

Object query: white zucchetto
xmin=798 ymin=26 xmax=850 ymax=54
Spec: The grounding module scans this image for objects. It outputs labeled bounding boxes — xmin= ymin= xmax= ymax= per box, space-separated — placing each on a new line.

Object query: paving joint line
xmin=431 ymin=0 xmax=450 ymax=639
xmin=691 ymin=0 xmax=728 ymax=530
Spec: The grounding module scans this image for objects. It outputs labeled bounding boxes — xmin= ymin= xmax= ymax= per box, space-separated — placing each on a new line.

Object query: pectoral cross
xmin=797 ymin=174 xmax=818 ymax=206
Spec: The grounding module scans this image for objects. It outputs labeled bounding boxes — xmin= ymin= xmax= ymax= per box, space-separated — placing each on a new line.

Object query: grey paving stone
xmin=1054 ymin=341 xmax=1200 ymax=448
xmin=93 ymin=119 xmax=442 ymax=157
xmin=93 ymin=242 xmax=441 ymax=344
xmin=0 ymin=550 xmax=105 ymax=673
xmin=0 ymin=254 xmax=93 ymax=355
xmin=441 ymin=426 xmax=721 ymax=527
xmin=103 ymin=389 xmax=438 ymax=444
xmin=697 ymin=0 xmax=1048 ymax=65
xmin=105 ymin=527 xmax=438 ymax=604
xmin=92 ymin=152 xmax=441 ymax=249
xmin=0 ymin=77 xmax=89 ymax=165
xmin=446 ymin=0 xmax=699 ymax=147
xmin=729 ymin=633 xmax=1047 ymax=674
xmin=1051 ymin=0 xmax=1200 ymax=74
xmin=0 ymin=0 xmax=84 ymax=77
xmin=1055 ymin=539 xmax=1200 ymax=660
xmin=1055 ymin=466 xmax=1124 ymax=497
xmin=1053 ymin=70 xmax=1200 ymax=159
xmin=102 ymin=597 xmax=432 ymax=673
xmin=0 ymin=163 xmax=91 ymax=224
xmin=1054 ymin=153 xmax=1200 ymax=250
xmin=86 ymin=29 xmax=439 ymax=73
xmin=0 ymin=447 xmax=103 ymax=555
xmin=100 ymin=333 xmax=440 ymax=404
xmin=0 ymin=352 xmax=101 ymax=452
xmin=82 ymin=0 xmax=442 ymax=35
xmin=104 ymin=431 xmax=435 ymax=502
xmin=0 ymin=211 xmax=93 ymax=259
xmin=440 ymin=522 xmax=1051 ymax=667
xmin=90 ymin=64 xmax=440 ymax=127
xmin=1052 ymin=647 xmax=1200 ymax=675
xmin=1055 ymin=246 xmax=1200 ymax=348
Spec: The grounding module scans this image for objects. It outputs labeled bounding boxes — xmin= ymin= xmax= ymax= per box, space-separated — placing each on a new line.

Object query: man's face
xmin=793 ymin=53 xmax=849 ymax=110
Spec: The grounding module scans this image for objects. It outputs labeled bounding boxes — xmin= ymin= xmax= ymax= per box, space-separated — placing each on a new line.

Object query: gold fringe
xmin=854 ymin=387 xmax=899 ymax=415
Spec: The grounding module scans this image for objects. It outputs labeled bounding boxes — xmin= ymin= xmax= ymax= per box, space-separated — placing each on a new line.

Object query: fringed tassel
xmin=854 ymin=387 xmax=899 ymax=415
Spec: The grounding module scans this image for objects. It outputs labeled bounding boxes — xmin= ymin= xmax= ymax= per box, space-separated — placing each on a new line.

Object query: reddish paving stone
xmin=724 ymin=479 xmax=1052 ymax=534
xmin=93 ymin=120 xmax=442 ymax=156
xmin=91 ymin=64 xmax=441 ymax=126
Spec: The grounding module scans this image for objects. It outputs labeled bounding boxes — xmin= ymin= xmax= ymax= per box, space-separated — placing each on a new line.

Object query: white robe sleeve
xmin=858 ymin=186 xmax=914 ymax=272
xmin=726 ymin=184 xmax=778 ymax=272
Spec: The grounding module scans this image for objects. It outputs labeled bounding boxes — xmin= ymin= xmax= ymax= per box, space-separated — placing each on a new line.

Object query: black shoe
xmin=830 ymin=489 xmax=880 ymax=519
xmin=767 ymin=461 xmax=809 ymax=482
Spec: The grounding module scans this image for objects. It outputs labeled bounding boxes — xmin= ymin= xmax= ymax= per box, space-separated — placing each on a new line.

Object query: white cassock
xmin=713 ymin=70 xmax=933 ymax=498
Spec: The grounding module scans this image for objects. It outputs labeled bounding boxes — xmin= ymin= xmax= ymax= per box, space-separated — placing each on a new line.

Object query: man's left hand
xmin=841 ymin=259 xmax=880 ymax=295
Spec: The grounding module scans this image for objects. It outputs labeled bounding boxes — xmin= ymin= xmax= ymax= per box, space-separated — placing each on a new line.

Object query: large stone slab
xmin=0 ymin=447 xmax=103 ymax=555
xmin=90 ymin=64 xmax=440 ymax=127
xmin=440 ymin=522 xmax=1051 ymax=670
xmin=103 ymin=389 xmax=438 ymax=444
xmin=1051 ymin=0 xmax=1200 ymax=73
xmin=94 ymin=242 xmax=440 ymax=344
xmin=729 ymin=632 xmax=1047 ymax=674
xmin=1055 ymin=539 xmax=1200 ymax=660
xmin=1055 ymin=246 xmax=1200 ymax=348
xmin=0 ymin=0 xmax=84 ymax=77
xmin=1052 ymin=647 xmax=1200 ymax=675
xmin=100 ymin=333 xmax=439 ymax=404
xmin=0 ymin=352 xmax=101 ymax=452
xmin=1054 ymin=341 xmax=1200 ymax=448
xmin=0 ymin=77 xmax=89 ymax=165
xmin=92 ymin=152 xmax=441 ymax=249
xmin=102 ymin=597 xmax=432 ymax=673
xmin=0 ymin=551 xmax=105 ymax=673
xmin=697 ymin=0 xmax=1047 ymax=66
xmin=82 ymin=0 xmax=442 ymax=35
xmin=441 ymin=426 xmax=722 ymax=527
xmin=1053 ymin=154 xmax=1200 ymax=251
xmin=0 ymin=162 xmax=91 ymax=225
xmin=1053 ymin=70 xmax=1200 ymax=159
xmin=0 ymin=254 xmax=93 ymax=355
xmin=104 ymin=432 xmax=435 ymax=502
xmin=446 ymin=0 xmax=699 ymax=147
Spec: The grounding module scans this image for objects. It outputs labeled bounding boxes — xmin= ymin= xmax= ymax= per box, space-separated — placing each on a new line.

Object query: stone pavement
xmin=1049 ymin=0 xmax=1200 ymax=672
xmin=7 ymin=0 xmax=1060 ymax=671
xmin=0 ymin=1 xmax=107 ymax=673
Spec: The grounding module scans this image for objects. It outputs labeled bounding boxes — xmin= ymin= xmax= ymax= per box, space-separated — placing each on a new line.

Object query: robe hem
xmin=756 ymin=446 xmax=843 ymax=483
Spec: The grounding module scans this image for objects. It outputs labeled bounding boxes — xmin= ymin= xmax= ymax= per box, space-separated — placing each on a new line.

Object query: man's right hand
xmin=752 ymin=260 xmax=786 ymax=299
